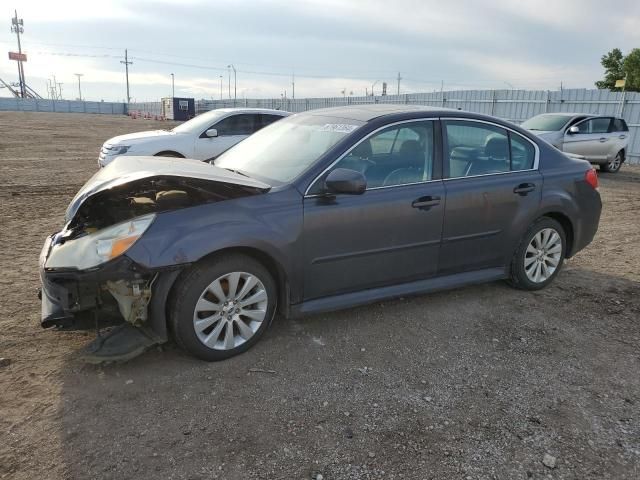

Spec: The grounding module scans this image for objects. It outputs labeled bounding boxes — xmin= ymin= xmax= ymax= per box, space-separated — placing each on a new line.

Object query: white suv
xmin=98 ymin=108 xmax=290 ymax=167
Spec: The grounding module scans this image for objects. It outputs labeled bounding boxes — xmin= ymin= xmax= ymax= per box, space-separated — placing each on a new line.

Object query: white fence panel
xmin=194 ymin=88 xmax=639 ymax=163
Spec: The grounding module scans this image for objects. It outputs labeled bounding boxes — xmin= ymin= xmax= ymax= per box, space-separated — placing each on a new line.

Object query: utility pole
xmin=219 ymin=75 xmax=223 ymax=100
xmin=397 ymin=72 xmax=402 ymax=96
xmin=227 ymin=64 xmax=237 ymax=101
xmin=57 ymin=81 xmax=63 ymax=99
xmin=227 ymin=65 xmax=231 ymax=99
xmin=74 ymin=73 xmax=83 ymax=101
xmin=120 ymin=49 xmax=132 ymax=103
xmin=11 ymin=10 xmax=26 ymax=98
xmin=170 ymin=73 xmax=175 ymax=98
xmin=292 ymin=73 xmax=295 ymax=100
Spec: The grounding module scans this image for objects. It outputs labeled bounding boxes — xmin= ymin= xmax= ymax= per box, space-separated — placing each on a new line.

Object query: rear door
xmin=563 ymin=117 xmax=613 ymax=161
xmin=439 ymin=119 xmax=541 ymax=274
xmin=609 ymin=118 xmax=630 ymax=159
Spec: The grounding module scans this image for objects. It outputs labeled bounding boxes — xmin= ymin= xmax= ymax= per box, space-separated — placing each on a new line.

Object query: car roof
xmin=531 ymin=112 xmax=617 ymax=119
xmin=302 ymin=104 xmax=453 ymax=122
xmin=210 ymin=108 xmax=290 ymax=116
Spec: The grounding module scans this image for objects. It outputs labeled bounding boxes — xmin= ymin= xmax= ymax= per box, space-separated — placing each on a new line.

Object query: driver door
xmin=193 ymin=113 xmax=257 ymax=160
xmin=563 ymin=117 xmax=613 ymax=161
xmin=302 ymin=120 xmax=444 ymax=301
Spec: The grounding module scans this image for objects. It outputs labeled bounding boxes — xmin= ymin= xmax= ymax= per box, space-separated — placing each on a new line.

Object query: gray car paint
xmin=40 ymin=105 xmax=601 ymax=329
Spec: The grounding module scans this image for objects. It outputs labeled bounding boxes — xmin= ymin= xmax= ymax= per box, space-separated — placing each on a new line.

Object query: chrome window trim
xmin=304 ymin=117 xmax=438 ymax=197
xmin=442 ymin=117 xmax=540 ymax=175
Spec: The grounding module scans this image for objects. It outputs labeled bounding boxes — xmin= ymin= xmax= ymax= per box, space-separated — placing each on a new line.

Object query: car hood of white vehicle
xmin=105 ymin=129 xmax=180 ymax=146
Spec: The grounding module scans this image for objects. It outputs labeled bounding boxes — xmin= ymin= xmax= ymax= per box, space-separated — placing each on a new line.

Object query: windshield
xmin=171 ymin=110 xmax=228 ymax=134
xmin=521 ymin=114 xmax=573 ymax=131
xmin=215 ymin=115 xmax=364 ymax=183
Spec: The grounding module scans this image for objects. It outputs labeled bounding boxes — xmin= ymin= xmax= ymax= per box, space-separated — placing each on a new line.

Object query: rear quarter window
xmin=612 ymin=119 xmax=629 ymax=132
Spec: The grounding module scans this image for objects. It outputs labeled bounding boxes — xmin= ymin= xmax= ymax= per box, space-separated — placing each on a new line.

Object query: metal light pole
xmin=170 ymin=73 xmax=175 ymax=98
xmin=227 ymin=64 xmax=237 ymax=101
xmin=219 ymin=75 xmax=223 ymax=100
xmin=371 ymin=80 xmax=379 ymax=97
xmin=227 ymin=65 xmax=231 ymax=99
xmin=120 ymin=49 xmax=132 ymax=104
xmin=11 ymin=10 xmax=25 ymax=98
xmin=74 ymin=73 xmax=83 ymax=101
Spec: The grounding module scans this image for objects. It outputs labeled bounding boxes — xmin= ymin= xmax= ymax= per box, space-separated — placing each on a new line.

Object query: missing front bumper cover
xmin=40 ymin=256 xmax=181 ymax=363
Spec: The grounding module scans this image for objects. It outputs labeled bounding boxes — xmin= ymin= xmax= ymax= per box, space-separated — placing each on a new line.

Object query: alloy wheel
xmin=607 ymin=154 xmax=622 ymax=172
xmin=192 ymin=271 xmax=268 ymax=350
xmin=524 ymin=228 xmax=562 ymax=283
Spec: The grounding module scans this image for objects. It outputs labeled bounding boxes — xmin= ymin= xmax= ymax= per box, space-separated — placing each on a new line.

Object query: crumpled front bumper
xmin=39 ymin=233 xmax=144 ymax=329
xmin=39 ymin=232 xmax=182 ymax=363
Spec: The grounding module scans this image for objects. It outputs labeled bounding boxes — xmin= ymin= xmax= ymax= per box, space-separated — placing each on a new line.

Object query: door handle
xmin=513 ymin=183 xmax=536 ymax=196
xmin=619 ymin=135 xmax=627 ymax=140
xmin=412 ymin=196 xmax=441 ymax=209
xmin=599 ymin=137 xmax=607 ymax=142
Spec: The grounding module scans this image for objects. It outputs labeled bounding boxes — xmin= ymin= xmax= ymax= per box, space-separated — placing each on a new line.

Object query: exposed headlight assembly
xmin=45 ymin=214 xmax=156 ymax=270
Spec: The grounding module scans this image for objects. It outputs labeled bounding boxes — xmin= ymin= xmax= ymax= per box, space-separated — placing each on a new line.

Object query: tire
xmin=168 ymin=254 xmax=277 ymax=361
xmin=508 ymin=217 xmax=566 ymax=291
xmin=601 ymin=151 xmax=623 ymax=173
xmin=155 ymin=151 xmax=184 ymax=158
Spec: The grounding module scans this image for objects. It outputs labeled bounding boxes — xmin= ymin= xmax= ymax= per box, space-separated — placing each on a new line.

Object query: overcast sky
xmin=1 ymin=0 xmax=639 ymax=102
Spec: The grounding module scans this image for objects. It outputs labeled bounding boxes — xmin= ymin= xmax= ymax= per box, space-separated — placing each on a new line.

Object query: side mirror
xmin=205 ymin=128 xmax=218 ymax=138
xmin=567 ymin=126 xmax=579 ymax=135
xmin=325 ymin=168 xmax=366 ymax=195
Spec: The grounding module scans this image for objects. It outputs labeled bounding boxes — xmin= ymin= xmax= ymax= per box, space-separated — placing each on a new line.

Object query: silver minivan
xmin=522 ymin=113 xmax=629 ymax=173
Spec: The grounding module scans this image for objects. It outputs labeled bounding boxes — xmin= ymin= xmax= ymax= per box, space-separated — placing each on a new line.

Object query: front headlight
xmin=45 ymin=214 xmax=156 ymax=270
xmin=108 ymin=145 xmax=131 ymax=155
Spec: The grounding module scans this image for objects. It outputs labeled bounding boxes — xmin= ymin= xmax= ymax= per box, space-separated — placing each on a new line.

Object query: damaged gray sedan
xmin=39 ymin=106 xmax=601 ymax=363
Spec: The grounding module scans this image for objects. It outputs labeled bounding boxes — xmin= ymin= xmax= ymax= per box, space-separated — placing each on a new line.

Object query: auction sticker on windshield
xmin=320 ymin=124 xmax=360 ymax=133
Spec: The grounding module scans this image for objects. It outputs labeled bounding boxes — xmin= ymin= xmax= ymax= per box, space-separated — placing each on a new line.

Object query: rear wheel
xmin=508 ymin=217 xmax=566 ymax=290
xmin=601 ymin=151 xmax=623 ymax=173
xmin=169 ymin=254 xmax=277 ymax=361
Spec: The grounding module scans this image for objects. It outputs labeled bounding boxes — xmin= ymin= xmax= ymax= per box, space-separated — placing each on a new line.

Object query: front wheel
xmin=601 ymin=152 xmax=623 ymax=173
xmin=508 ymin=217 xmax=566 ymax=290
xmin=168 ymin=254 xmax=277 ymax=361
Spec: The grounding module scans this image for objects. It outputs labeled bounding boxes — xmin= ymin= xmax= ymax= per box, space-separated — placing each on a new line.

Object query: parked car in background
xmin=40 ymin=105 xmax=601 ymax=362
xmin=521 ymin=113 xmax=629 ymax=173
xmin=98 ymin=108 xmax=290 ymax=167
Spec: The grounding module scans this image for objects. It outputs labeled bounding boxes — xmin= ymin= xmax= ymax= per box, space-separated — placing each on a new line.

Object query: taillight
xmin=585 ymin=168 xmax=598 ymax=190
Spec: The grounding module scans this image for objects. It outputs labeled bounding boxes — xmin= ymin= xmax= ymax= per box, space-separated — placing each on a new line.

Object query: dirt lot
xmin=0 ymin=111 xmax=639 ymax=480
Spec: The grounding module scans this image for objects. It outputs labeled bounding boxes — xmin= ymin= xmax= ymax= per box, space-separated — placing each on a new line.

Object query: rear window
xmin=612 ymin=118 xmax=629 ymax=132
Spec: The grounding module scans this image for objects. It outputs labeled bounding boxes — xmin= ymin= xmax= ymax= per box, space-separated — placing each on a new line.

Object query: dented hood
xmin=65 ymin=155 xmax=270 ymax=222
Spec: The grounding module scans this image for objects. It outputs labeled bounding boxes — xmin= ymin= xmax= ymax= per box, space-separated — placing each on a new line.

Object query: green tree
xmin=622 ymin=49 xmax=640 ymax=92
xmin=595 ymin=48 xmax=640 ymax=92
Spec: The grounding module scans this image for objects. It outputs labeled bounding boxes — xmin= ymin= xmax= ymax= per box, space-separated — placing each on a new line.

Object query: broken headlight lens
xmin=94 ymin=214 xmax=156 ymax=264
xmin=45 ymin=214 xmax=156 ymax=270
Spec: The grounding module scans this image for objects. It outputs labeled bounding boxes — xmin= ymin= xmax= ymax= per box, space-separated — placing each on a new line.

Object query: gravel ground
xmin=0 ymin=111 xmax=639 ymax=480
